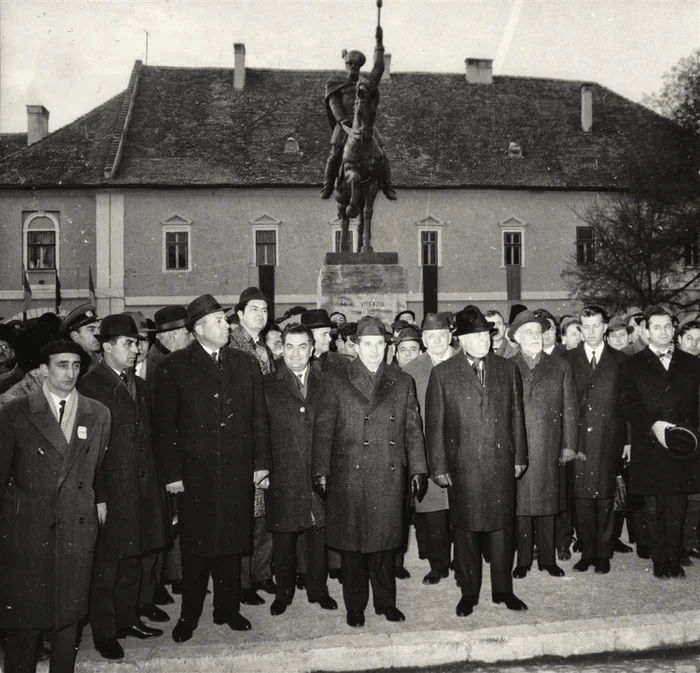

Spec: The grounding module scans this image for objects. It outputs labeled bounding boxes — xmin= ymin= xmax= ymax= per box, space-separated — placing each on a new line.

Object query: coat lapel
xmin=220 ymin=345 xmax=241 ymax=389
xmin=188 ymin=340 xmax=224 ymax=380
xmin=28 ymin=387 xmax=68 ymax=458
xmin=348 ymin=358 xmax=374 ymax=401
xmin=57 ymin=393 xmax=94 ymax=490
xmin=367 ymin=366 xmax=396 ymax=414
xmin=279 ymin=365 xmax=305 ymax=402
xmin=532 ymin=352 xmax=554 ymax=387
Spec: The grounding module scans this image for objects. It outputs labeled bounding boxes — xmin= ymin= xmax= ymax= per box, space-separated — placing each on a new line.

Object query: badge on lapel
xmin=77 ymin=426 xmax=87 ymax=440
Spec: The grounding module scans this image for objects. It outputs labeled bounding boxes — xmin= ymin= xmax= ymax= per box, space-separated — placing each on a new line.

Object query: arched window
xmin=24 ymin=211 xmax=59 ymax=271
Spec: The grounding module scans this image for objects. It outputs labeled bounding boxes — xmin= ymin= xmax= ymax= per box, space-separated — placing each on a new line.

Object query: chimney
xmin=381 ymin=53 xmax=392 ymax=82
xmin=465 ymin=58 xmax=493 ymax=85
xmin=234 ymin=43 xmax=246 ymax=90
xmin=581 ymin=84 xmax=593 ymax=132
xmin=27 ymin=105 xmax=49 ymax=145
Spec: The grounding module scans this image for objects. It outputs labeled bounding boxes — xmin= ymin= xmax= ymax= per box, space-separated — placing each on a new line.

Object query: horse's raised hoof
xmin=346 ymin=205 xmax=359 ymax=219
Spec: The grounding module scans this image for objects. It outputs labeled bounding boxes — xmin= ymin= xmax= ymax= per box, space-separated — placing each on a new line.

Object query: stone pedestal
xmin=318 ymin=252 xmax=407 ymax=326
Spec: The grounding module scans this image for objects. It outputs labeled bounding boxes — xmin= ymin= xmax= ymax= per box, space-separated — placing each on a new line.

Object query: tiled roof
xmin=0 ymin=62 xmax=687 ymax=189
xmin=0 ymin=133 xmax=28 ymax=160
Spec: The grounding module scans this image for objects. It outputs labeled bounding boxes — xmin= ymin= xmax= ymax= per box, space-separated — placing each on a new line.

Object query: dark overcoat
xmin=565 ymin=343 xmax=627 ymax=499
xmin=403 ymin=350 xmax=453 ymax=514
xmin=145 ymin=341 xmax=171 ymax=399
xmin=0 ymin=389 xmax=110 ymax=629
xmin=425 ymin=351 xmax=527 ymax=532
xmin=619 ymin=348 xmax=700 ymax=495
xmin=312 ymin=358 xmax=427 ymax=553
xmin=153 ymin=340 xmax=271 ymax=557
xmin=264 ymin=365 xmax=324 ymax=533
xmin=512 ymin=352 xmax=579 ymax=516
xmin=79 ymin=362 xmax=168 ymax=560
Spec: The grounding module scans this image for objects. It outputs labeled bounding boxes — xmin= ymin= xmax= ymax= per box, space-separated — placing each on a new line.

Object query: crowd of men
xmin=0 ymin=293 xmax=698 ymax=672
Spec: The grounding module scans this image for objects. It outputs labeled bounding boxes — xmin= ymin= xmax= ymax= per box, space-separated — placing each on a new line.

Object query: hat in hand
xmin=665 ymin=426 xmax=699 ymax=462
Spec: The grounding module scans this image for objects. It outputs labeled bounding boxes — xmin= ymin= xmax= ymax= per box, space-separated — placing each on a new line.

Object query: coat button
xmin=364 ymin=416 xmax=369 ymax=421
xmin=390 ymin=416 xmax=396 ymax=421
xmin=220 ymin=422 xmax=225 ymax=427
xmin=79 ymin=517 xmax=85 ymax=524
xmin=390 ymin=465 xmax=396 ymax=471
xmin=363 ymin=441 xmax=369 ymax=446
xmin=300 ymin=406 xmax=306 ymax=413
xmin=214 ymin=393 xmax=219 ymax=398
xmin=389 ymin=441 xmax=395 ymax=446
xmin=78 ymin=482 xmax=84 ymax=489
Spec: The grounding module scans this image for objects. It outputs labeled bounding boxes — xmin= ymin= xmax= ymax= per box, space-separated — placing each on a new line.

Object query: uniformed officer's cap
xmin=60 ymin=303 xmax=99 ymax=335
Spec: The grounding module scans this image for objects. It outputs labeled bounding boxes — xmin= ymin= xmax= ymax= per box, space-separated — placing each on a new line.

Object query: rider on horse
xmin=321 ymin=25 xmax=397 ymax=202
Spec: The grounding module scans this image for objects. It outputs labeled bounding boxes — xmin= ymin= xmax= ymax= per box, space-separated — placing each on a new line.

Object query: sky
xmin=1 ymin=0 xmax=698 ymax=133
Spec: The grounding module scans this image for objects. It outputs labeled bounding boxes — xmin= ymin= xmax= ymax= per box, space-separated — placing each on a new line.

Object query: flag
xmin=55 ymin=269 xmax=62 ymax=314
xmin=22 ymin=265 xmax=32 ymax=317
xmin=88 ymin=266 xmax=96 ymax=305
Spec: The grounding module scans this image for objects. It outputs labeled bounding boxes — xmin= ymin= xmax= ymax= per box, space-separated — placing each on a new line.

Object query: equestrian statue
xmin=322 ymin=2 xmax=396 ymax=253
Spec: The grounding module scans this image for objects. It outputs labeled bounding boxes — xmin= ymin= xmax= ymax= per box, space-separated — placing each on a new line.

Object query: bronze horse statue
xmin=334 ymin=75 xmax=384 ymax=253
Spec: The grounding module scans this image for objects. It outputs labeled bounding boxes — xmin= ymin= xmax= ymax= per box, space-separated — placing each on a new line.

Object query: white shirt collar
xmin=199 ymin=342 xmax=218 ymax=357
xmin=584 ymin=342 xmax=605 ymax=362
xmin=543 ymin=344 xmax=556 ymax=355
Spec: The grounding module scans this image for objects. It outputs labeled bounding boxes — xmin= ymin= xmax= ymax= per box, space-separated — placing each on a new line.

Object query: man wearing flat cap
xmin=154 ymin=294 xmax=271 ymax=642
xmin=606 ymin=316 xmax=633 ymax=352
xmin=425 ymin=305 xmax=528 ymax=617
xmin=312 ymin=316 xmax=428 ymax=627
xmin=60 ymin=302 xmax=102 ymax=371
xmin=302 ymin=309 xmax=348 ymax=373
xmin=78 ymin=314 xmax=168 ymax=659
xmin=228 ymin=286 xmax=276 ymax=604
xmin=403 ymin=313 xmax=456 ymax=585
xmin=619 ymin=305 xmax=700 ymax=579
xmin=508 ymin=311 xmax=579 ymax=580
xmin=322 ymin=25 xmax=396 ymax=201
xmin=0 ymin=340 xmax=111 ymax=673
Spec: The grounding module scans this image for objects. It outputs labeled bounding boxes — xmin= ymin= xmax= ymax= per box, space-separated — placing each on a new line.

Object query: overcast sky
xmin=1 ymin=0 xmax=698 ymax=133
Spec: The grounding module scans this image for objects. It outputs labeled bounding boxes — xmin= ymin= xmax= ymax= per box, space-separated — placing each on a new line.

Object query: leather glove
xmin=432 ymin=473 xmax=453 ymax=488
xmin=410 ymin=473 xmax=428 ymax=503
xmin=312 ymin=474 xmax=330 ymax=500
xmin=559 ymin=448 xmax=577 ymax=465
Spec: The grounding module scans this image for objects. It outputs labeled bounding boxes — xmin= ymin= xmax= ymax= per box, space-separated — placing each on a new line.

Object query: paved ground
xmin=66 ymin=528 xmax=699 ymax=672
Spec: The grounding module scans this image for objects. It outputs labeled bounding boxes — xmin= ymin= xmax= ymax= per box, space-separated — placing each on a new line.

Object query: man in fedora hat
xmin=619 ymin=305 xmax=700 ymax=579
xmin=301 ymin=309 xmax=348 ymax=373
xmin=0 ymin=340 xmax=110 ymax=673
xmin=425 ymin=305 xmax=528 ymax=617
xmin=312 ymin=316 xmax=428 ymax=627
xmin=60 ymin=302 xmax=102 ymax=371
xmin=228 ymin=287 xmax=276 ymax=605
xmin=508 ymin=311 xmax=579 ymax=580
xmin=403 ymin=313 xmax=457 ymax=585
xmin=79 ymin=314 xmax=168 ymax=659
xmin=153 ymin=294 xmax=271 ymax=642
xmin=146 ymin=306 xmax=192 ymax=397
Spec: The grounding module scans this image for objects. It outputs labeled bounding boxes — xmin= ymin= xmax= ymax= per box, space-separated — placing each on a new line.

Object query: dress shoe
xmin=686 ymin=546 xmax=700 ymax=560
xmin=556 ymin=546 xmax=572 ymax=561
xmin=240 ymin=588 xmax=265 ymax=605
xmin=512 ymin=564 xmax=530 ymax=579
xmin=154 ymin=584 xmax=175 ymax=605
xmin=614 ymin=539 xmax=633 ymax=553
xmin=346 ymin=609 xmax=365 ymax=627
xmin=636 ymin=545 xmax=650 ymax=560
xmin=170 ymin=580 xmax=183 ymax=595
xmin=456 ymin=596 xmax=475 ymax=617
xmin=393 ymin=566 xmax=411 ymax=580
xmin=270 ymin=599 xmax=290 ymax=616
xmin=328 ymin=567 xmax=342 ymax=581
xmin=296 ymin=573 xmax=307 ymax=590
xmin=252 ymin=578 xmax=277 ymax=595
xmin=95 ymin=638 xmax=124 ymax=660
xmin=383 ymin=186 xmax=398 ymax=201
xmin=309 ymin=595 xmax=338 ymax=610
xmin=539 ymin=564 xmax=565 ymax=577
xmin=595 ymin=559 xmax=611 ymax=574
xmin=653 ymin=562 xmax=670 ymax=579
xmin=669 ymin=560 xmax=686 ymax=578
xmin=573 ymin=557 xmax=595 ymax=572
xmin=375 ymin=606 xmax=405 ymax=622
xmin=219 ymin=613 xmax=252 ymax=631
xmin=139 ymin=603 xmax=170 ymax=623
xmin=492 ymin=592 xmax=528 ymax=611
xmin=117 ymin=621 xmax=163 ymax=639
xmin=680 ymin=550 xmax=693 ymax=567
xmin=422 ymin=568 xmax=449 ymax=585
xmin=172 ymin=618 xmax=196 ymax=643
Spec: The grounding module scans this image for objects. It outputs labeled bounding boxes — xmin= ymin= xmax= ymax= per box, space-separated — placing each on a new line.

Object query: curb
xmin=74 ymin=610 xmax=700 ymax=672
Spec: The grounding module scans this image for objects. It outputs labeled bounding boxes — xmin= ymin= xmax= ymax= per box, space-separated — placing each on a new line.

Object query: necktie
xmin=211 ymin=351 xmax=223 ymax=372
xmin=296 ymin=373 xmax=307 ymax=399
xmin=590 ymin=353 xmax=597 ymax=371
xmin=657 ymin=350 xmax=667 ymax=359
xmin=471 ymin=358 xmax=484 ymax=386
xmin=58 ymin=400 xmax=66 ymax=426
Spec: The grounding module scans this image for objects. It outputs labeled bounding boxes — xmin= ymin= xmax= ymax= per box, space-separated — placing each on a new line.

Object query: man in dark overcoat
xmin=565 ymin=306 xmax=627 ymax=574
xmin=312 ymin=316 xmax=428 ymax=627
xmin=0 ymin=340 xmax=111 ymax=673
xmin=403 ymin=313 xmax=456 ymax=585
xmin=153 ymin=294 xmax=271 ymax=643
xmin=509 ymin=311 xmax=579 ymax=579
xmin=264 ymin=324 xmax=338 ymax=616
xmin=425 ymin=305 xmax=528 ymax=617
xmin=619 ymin=305 xmax=700 ymax=579
xmin=79 ymin=314 xmax=169 ymax=660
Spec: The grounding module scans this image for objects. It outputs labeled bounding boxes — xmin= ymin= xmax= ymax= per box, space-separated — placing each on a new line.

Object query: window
xmin=503 ymin=231 xmax=522 ymax=266
xmin=24 ymin=211 xmax=59 ymax=272
xmin=255 ymin=229 xmax=277 ymax=266
xmin=421 ymin=230 xmax=439 ymax=266
xmin=162 ymin=224 xmax=192 ymax=272
xmin=684 ymin=226 xmax=700 ymax=266
xmin=576 ymin=226 xmax=595 ymax=265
